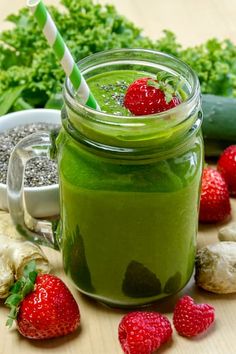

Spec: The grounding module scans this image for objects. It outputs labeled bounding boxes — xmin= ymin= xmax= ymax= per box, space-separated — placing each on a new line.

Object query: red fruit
xmin=124 ymin=77 xmax=181 ymax=116
xmin=118 ymin=311 xmax=172 ymax=354
xmin=217 ymin=145 xmax=236 ymax=196
xmin=199 ymin=167 xmax=231 ymax=223
xmin=17 ymin=274 xmax=80 ymax=339
xmin=173 ymin=295 xmax=215 ymax=337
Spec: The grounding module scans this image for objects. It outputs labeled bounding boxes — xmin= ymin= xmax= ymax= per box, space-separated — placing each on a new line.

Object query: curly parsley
xmin=0 ymin=0 xmax=236 ymax=115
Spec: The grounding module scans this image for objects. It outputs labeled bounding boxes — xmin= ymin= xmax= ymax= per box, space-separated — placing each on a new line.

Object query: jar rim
xmin=64 ymin=48 xmax=200 ymax=126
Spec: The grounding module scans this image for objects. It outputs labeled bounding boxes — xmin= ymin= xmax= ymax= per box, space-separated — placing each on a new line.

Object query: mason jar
xmin=7 ymin=49 xmax=203 ymax=307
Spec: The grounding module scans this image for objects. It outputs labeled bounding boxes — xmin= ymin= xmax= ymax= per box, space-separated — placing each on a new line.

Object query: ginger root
xmin=218 ymin=222 xmax=236 ymax=242
xmin=0 ymin=234 xmax=50 ymax=298
xmin=195 ymin=242 xmax=236 ymax=294
xmin=0 ymin=255 xmax=14 ymax=298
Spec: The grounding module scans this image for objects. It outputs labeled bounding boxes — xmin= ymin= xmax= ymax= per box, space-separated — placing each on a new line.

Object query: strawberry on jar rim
xmin=124 ymin=74 xmax=182 ymax=116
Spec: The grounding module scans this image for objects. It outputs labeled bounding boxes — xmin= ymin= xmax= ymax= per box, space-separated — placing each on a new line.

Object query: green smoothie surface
xmin=86 ymin=69 xmax=186 ymax=117
xmin=87 ymin=70 xmax=147 ymax=115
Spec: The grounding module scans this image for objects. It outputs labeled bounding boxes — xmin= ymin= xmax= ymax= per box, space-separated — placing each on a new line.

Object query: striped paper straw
xmin=27 ymin=0 xmax=100 ymax=110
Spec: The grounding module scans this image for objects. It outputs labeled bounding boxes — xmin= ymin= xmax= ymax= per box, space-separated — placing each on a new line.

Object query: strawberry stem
xmin=147 ymin=71 xmax=185 ymax=103
xmin=5 ymin=260 xmax=38 ymax=328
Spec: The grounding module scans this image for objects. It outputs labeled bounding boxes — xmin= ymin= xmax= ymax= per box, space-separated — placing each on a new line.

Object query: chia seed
xmin=0 ymin=123 xmax=60 ymax=187
xmin=111 ymin=92 xmax=125 ymax=106
xmin=99 ymin=80 xmax=129 ymax=113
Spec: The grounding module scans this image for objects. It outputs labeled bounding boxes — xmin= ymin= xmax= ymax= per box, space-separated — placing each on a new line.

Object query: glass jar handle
xmin=7 ymin=132 xmax=59 ymax=250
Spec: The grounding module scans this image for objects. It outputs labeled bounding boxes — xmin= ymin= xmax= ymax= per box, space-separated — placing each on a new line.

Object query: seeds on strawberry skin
xmin=173 ymin=295 xmax=215 ymax=337
xmin=118 ymin=311 xmax=172 ymax=354
xmin=217 ymin=145 xmax=236 ymax=196
xmin=199 ymin=167 xmax=231 ymax=223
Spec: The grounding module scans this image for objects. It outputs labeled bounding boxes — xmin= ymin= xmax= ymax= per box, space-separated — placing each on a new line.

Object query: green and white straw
xmin=27 ymin=0 xmax=100 ymax=110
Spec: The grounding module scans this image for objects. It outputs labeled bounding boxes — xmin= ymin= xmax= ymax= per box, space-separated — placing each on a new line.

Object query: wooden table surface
xmin=1 ymin=1 xmax=236 ymax=353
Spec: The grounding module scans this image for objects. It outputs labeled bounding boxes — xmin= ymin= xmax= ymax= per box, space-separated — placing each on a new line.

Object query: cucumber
xmin=202 ymin=94 xmax=236 ymax=157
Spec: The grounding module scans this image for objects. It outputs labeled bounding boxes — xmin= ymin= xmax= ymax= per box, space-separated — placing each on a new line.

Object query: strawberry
xmin=173 ymin=295 xmax=215 ymax=337
xmin=124 ymin=76 xmax=181 ymax=116
xmin=5 ymin=261 xmax=80 ymax=340
xmin=217 ymin=145 xmax=236 ymax=196
xmin=118 ymin=311 xmax=172 ymax=354
xmin=199 ymin=167 xmax=231 ymax=223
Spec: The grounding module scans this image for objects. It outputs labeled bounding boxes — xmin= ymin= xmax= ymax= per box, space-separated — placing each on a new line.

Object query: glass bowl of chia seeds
xmin=0 ymin=109 xmax=61 ymax=218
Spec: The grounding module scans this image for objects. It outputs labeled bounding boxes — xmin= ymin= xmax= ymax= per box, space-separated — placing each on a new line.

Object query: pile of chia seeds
xmin=100 ymin=80 xmax=128 ymax=107
xmin=0 ymin=123 xmax=60 ymax=187
xmin=97 ymin=80 xmax=130 ymax=116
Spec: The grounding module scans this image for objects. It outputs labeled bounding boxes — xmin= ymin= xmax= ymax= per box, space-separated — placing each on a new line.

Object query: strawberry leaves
xmin=147 ymin=72 xmax=185 ymax=104
xmin=5 ymin=261 xmax=38 ymax=328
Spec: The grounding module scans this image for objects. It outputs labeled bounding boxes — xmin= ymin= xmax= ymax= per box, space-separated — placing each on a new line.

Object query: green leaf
xmin=1 ymin=0 xmax=236 ymax=117
xmin=29 ymin=271 xmax=38 ymax=284
xmin=5 ymin=261 xmax=38 ymax=329
xmin=165 ymin=91 xmax=173 ymax=103
xmin=0 ymin=86 xmax=26 ymax=116
xmin=22 ymin=279 xmax=35 ymax=297
xmin=147 ymin=79 xmax=160 ymax=89
xmin=23 ymin=260 xmax=36 ymax=278
xmin=6 ymin=307 xmax=19 ymax=328
xmin=45 ymin=93 xmax=63 ymax=110
xmin=5 ymin=294 xmax=22 ymax=308
xmin=13 ymin=97 xmax=33 ymax=111
xmin=6 ymin=318 xmax=14 ymax=328
xmin=9 ymin=279 xmax=24 ymax=294
xmin=0 ymin=48 xmax=19 ymax=70
xmin=154 ymin=71 xmax=186 ymax=103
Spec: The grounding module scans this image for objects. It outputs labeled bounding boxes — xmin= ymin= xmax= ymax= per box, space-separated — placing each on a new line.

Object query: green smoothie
xmin=57 ymin=69 xmax=203 ymax=307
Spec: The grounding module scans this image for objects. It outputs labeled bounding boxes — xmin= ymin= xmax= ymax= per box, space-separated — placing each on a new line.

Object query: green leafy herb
xmin=0 ymin=86 xmax=26 ymax=116
xmin=1 ymin=0 xmax=236 ymax=115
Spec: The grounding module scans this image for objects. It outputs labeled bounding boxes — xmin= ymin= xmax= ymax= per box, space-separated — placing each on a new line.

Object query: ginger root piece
xmin=195 ymin=242 xmax=236 ymax=294
xmin=0 ymin=234 xmax=51 ymax=298
xmin=0 ymin=255 xmax=14 ymax=298
xmin=218 ymin=222 xmax=236 ymax=242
